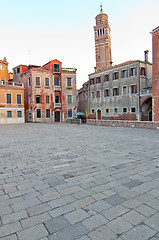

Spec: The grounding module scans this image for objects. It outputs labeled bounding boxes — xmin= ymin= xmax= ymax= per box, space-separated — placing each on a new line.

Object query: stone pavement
xmin=0 ymin=123 xmax=159 ymax=240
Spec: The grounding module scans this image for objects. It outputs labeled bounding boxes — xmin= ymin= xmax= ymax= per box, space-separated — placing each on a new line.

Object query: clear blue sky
xmin=0 ymin=0 xmax=159 ymax=88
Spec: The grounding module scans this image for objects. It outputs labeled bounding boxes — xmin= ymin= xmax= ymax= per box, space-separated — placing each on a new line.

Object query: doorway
xmin=97 ymin=109 xmax=101 ymax=120
xmin=55 ymin=111 xmax=60 ymax=122
xmin=149 ymin=110 xmax=152 ymax=121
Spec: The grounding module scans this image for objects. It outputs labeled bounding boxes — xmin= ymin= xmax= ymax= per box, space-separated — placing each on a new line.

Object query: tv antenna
xmin=28 ymin=49 xmax=31 ymax=65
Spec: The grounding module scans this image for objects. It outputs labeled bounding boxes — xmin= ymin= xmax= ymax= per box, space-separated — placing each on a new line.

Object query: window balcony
xmin=53 ymin=86 xmax=61 ymax=91
xmin=140 ymin=88 xmax=152 ymax=96
xmin=0 ymin=81 xmax=23 ymax=88
xmin=54 ymin=103 xmax=61 ymax=108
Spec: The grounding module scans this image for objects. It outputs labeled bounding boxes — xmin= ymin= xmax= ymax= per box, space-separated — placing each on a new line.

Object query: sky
xmin=0 ymin=0 xmax=159 ymax=88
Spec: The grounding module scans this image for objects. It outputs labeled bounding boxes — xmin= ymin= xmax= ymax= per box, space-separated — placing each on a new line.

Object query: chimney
xmin=144 ymin=50 xmax=149 ymax=62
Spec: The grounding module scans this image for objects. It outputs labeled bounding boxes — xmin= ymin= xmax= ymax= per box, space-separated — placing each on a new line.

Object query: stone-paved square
xmin=0 ymin=123 xmax=159 ymax=239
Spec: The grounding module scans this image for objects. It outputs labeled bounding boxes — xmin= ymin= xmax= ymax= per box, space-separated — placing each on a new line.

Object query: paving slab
xmin=0 ymin=123 xmax=159 ymax=240
xmin=44 ymin=216 xmax=70 ymax=234
xmin=121 ymin=224 xmax=156 ymax=240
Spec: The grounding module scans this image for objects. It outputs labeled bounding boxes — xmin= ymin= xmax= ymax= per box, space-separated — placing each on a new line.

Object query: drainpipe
xmin=138 ymin=62 xmax=141 ymax=121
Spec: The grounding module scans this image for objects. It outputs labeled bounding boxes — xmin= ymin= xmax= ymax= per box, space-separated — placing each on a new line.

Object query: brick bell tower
xmin=94 ymin=5 xmax=112 ymax=72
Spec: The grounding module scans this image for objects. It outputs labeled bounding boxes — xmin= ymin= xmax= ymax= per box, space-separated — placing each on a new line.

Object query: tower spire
xmin=100 ymin=4 xmax=103 ymax=13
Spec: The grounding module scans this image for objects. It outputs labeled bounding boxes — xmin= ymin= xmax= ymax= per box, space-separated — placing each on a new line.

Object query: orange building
xmin=0 ymin=57 xmax=9 ymax=84
xmin=0 ymin=58 xmax=25 ymax=124
xmin=151 ymin=26 xmax=159 ymax=121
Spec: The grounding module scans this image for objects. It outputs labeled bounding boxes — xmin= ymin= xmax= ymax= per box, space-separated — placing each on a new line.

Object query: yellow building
xmin=0 ymin=58 xmax=25 ymax=124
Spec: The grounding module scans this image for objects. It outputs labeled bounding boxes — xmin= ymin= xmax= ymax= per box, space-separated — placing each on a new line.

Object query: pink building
xmin=13 ymin=59 xmax=77 ymax=122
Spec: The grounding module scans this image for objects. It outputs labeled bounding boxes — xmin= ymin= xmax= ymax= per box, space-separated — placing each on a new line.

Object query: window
xmin=104 ymin=89 xmax=109 ymax=97
xmin=0 ymin=64 xmax=6 ymax=70
xmin=6 ymin=94 xmax=11 ymax=104
xmin=140 ymin=67 xmax=146 ymax=76
xmin=123 ymin=108 xmax=127 ymax=113
xmin=92 ymin=109 xmax=95 ymax=114
xmin=113 ymin=88 xmax=119 ymax=96
xmin=104 ymin=74 xmax=109 ymax=82
xmin=96 ymin=91 xmax=100 ymax=98
xmin=90 ymin=78 xmax=95 ymax=85
xmin=130 ymin=67 xmax=136 ymax=77
xmin=121 ymin=70 xmax=127 ymax=78
xmin=28 ymin=77 xmax=31 ymax=87
xmin=68 ymin=95 xmax=72 ymax=104
xmin=131 ymin=85 xmax=137 ymax=94
xmin=29 ymin=95 xmax=31 ymax=104
xmin=113 ymin=72 xmax=118 ymax=80
xmin=131 ymin=107 xmax=136 ymax=113
xmin=1 ymin=80 xmax=5 ymax=85
xmin=106 ymin=108 xmax=109 ymax=114
xmin=46 ymin=95 xmax=50 ymax=104
xmin=67 ymin=78 xmax=71 ymax=87
xmin=46 ymin=109 xmax=50 ymax=118
xmin=114 ymin=108 xmax=118 ymax=113
xmin=91 ymin=92 xmax=95 ymax=99
xmin=97 ymin=30 xmax=99 ymax=36
xmin=85 ymin=92 xmax=87 ymax=100
xmin=68 ymin=109 xmax=72 ymax=118
xmin=17 ymin=67 xmax=20 ymax=74
xmin=54 ymin=77 xmax=59 ymax=86
xmin=55 ymin=95 xmax=60 ymax=103
xmin=96 ymin=77 xmax=101 ymax=84
xmin=17 ymin=111 xmax=22 ymax=117
xmin=35 ymin=95 xmax=41 ymax=104
xmin=37 ymin=109 xmax=41 ymax=118
xmin=122 ymin=86 xmax=127 ymax=95
xmin=2 ymin=64 xmax=6 ymax=70
xmin=45 ymin=78 xmax=50 ymax=87
xmin=53 ymin=64 xmax=59 ymax=72
xmin=7 ymin=111 xmax=12 ymax=118
xmin=36 ymin=77 xmax=40 ymax=86
xmin=17 ymin=94 xmax=22 ymax=104
xmin=103 ymin=28 xmax=105 ymax=35
xmin=14 ymin=69 xmax=16 ymax=75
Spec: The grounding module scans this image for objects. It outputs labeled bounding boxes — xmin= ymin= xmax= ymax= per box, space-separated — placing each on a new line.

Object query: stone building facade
xmin=88 ymin=59 xmax=152 ymax=121
xmin=13 ymin=60 xmax=77 ymax=123
xmin=151 ymin=26 xmax=159 ymax=121
xmin=77 ymin=81 xmax=89 ymax=115
xmin=61 ymin=68 xmax=77 ymax=120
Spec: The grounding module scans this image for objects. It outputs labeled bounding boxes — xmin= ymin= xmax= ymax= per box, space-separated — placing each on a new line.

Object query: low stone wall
xmin=0 ymin=117 xmax=25 ymax=124
xmin=66 ymin=118 xmax=81 ymax=124
xmin=87 ymin=119 xmax=159 ymax=129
